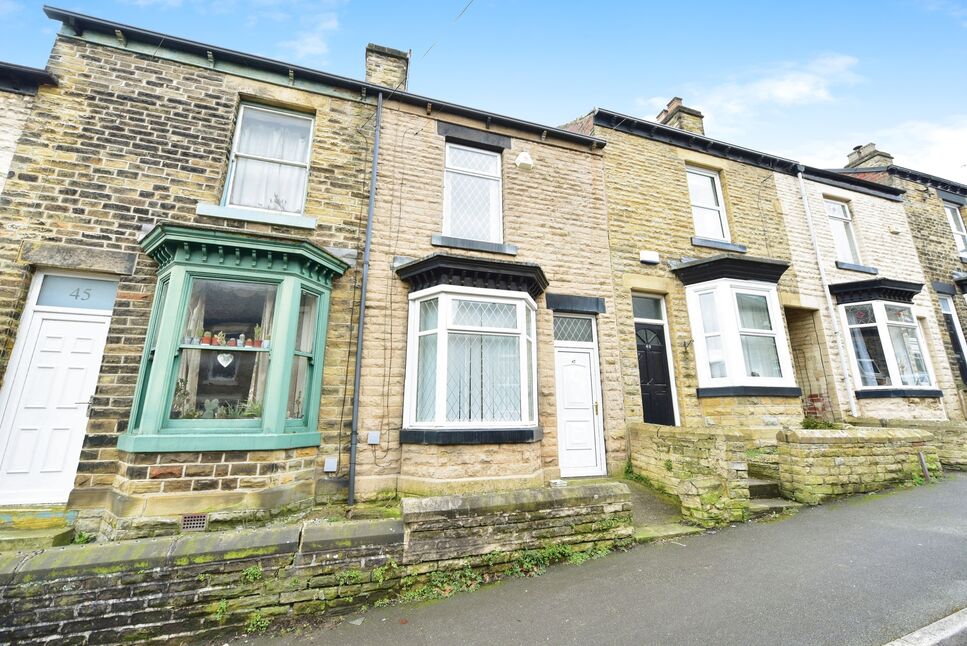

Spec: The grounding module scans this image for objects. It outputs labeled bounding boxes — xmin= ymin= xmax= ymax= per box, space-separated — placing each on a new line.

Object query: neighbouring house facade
xmin=353 ymin=81 xmax=621 ymax=500
xmin=0 ymin=8 xmax=963 ymax=541
xmin=0 ymin=9 xmax=372 ymax=537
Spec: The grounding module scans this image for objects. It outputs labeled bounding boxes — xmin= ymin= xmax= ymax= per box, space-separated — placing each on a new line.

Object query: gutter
xmin=797 ymin=168 xmax=858 ymax=418
xmin=348 ymin=92 xmax=382 ymax=506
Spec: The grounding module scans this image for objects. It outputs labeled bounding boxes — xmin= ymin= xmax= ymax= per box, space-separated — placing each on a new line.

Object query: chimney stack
xmin=365 ymin=43 xmax=410 ymax=91
xmin=846 ymin=143 xmax=894 ymax=169
xmin=656 ymin=97 xmax=705 ymax=135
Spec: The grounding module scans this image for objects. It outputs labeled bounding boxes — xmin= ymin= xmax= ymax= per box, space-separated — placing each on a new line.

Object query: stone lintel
xmin=19 ymin=241 xmax=137 ymax=275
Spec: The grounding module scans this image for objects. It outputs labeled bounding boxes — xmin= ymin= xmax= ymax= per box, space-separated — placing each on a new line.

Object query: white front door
xmin=0 ymin=272 xmax=116 ymax=505
xmin=554 ymin=315 xmax=605 ymax=477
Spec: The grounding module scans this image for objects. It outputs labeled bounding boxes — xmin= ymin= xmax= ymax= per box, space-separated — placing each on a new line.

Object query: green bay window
xmin=119 ymin=225 xmax=348 ymax=452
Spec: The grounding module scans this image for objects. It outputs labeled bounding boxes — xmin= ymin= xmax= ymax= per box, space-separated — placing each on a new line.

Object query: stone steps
xmin=748 ymin=498 xmax=802 ymax=518
xmin=0 ymin=527 xmax=73 ymax=552
xmin=749 ymin=477 xmax=780 ymax=499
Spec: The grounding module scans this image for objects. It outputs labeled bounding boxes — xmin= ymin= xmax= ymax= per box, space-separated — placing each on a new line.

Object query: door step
xmin=748 ymin=498 xmax=801 ymax=518
xmin=0 ymin=505 xmax=77 ymax=530
xmin=748 ymin=477 xmax=780 ymax=499
xmin=0 ymin=527 xmax=73 ymax=552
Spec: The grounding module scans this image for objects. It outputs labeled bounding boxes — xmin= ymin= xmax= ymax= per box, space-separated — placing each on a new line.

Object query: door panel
xmin=636 ymin=322 xmax=676 ymax=426
xmin=555 ymin=348 xmax=604 ymax=476
xmin=0 ymin=315 xmax=109 ymax=504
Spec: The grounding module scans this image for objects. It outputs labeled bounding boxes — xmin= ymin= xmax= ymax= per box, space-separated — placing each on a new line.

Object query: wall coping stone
xmin=301 ymin=519 xmax=403 ymax=552
xmin=627 ymin=422 xmax=747 ymax=442
xmin=778 ymin=427 xmax=935 ymax=444
xmin=401 ymin=482 xmax=630 ymax=522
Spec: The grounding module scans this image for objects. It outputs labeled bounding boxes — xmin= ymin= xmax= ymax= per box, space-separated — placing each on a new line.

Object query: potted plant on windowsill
xmin=253 ymin=324 xmax=263 ymax=348
xmin=192 ymin=326 xmax=203 ymax=345
xmin=214 ymin=331 xmax=226 ymax=347
xmin=201 ymin=330 xmax=212 ymax=345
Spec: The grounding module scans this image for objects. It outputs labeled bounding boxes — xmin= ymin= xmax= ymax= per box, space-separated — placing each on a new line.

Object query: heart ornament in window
xmin=216 ymin=353 xmax=234 ymax=368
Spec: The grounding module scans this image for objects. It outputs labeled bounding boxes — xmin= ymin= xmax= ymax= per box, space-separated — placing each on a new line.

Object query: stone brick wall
xmin=0 ymin=35 xmax=373 ymax=522
xmin=627 ymin=422 xmax=749 ymax=526
xmin=0 ymin=483 xmax=631 ymax=644
xmin=846 ymin=418 xmax=967 ymax=471
xmin=591 ymin=125 xmax=804 ymax=432
xmin=777 ymin=427 xmax=941 ymax=504
xmin=353 ymin=103 xmax=621 ymax=498
xmin=774 ymin=173 xmax=960 ymax=422
xmin=0 ymin=90 xmax=33 ymax=196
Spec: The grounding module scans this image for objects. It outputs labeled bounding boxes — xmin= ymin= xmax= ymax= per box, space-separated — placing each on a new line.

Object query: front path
xmin=236 ymin=474 xmax=967 ymax=646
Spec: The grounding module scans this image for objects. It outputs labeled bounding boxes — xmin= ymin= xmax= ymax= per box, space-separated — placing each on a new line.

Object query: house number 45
xmin=70 ymin=288 xmax=93 ymax=301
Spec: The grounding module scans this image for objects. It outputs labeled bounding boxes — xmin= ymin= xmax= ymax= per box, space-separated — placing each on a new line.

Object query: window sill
xmin=960 ymin=253 xmax=967 ymax=264
xmin=696 ymin=386 xmax=802 ymax=398
xmin=400 ymin=426 xmax=542 ymax=445
xmin=431 ymin=234 xmax=518 ymax=256
xmin=117 ymin=431 xmax=321 ymax=452
xmin=196 ymin=202 xmax=317 ymax=230
xmin=835 ymin=261 xmax=879 ymax=275
xmin=690 ymin=237 xmax=747 ymax=253
xmin=854 ymin=389 xmax=943 ymax=399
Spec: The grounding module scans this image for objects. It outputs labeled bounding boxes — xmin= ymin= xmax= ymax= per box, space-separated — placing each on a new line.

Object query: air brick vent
xmin=180 ymin=514 xmax=208 ymax=532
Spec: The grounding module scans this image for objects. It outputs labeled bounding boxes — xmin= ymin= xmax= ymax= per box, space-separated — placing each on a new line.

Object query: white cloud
xmin=276 ymin=13 xmax=339 ymax=61
xmin=0 ymin=0 xmax=22 ymax=16
xmin=785 ymin=116 xmax=967 ymax=183
xmin=918 ymin=0 xmax=967 ymax=27
xmin=635 ymin=54 xmax=861 ymax=136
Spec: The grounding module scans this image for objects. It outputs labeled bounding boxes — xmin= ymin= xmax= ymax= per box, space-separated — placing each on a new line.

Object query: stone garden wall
xmin=0 ymin=482 xmax=631 ymax=645
xmin=627 ymin=423 xmax=749 ymax=526
xmin=777 ymin=428 xmax=942 ymax=504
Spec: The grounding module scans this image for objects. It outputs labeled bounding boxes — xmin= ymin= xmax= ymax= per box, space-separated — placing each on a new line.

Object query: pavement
xmin=235 ymin=473 xmax=967 ymax=646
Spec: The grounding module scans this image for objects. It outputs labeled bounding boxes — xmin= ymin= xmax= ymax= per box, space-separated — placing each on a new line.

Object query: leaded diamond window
xmin=406 ymin=287 xmax=537 ymax=428
xmin=553 ymin=316 xmax=594 ymax=343
xmin=443 ymin=143 xmax=502 ymax=243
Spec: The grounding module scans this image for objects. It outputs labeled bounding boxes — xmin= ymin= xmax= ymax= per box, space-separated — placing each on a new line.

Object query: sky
xmin=2 ymin=0 xmax=967 ymax=182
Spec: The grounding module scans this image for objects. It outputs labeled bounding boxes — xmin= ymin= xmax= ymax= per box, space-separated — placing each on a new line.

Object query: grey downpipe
xmin=348 ymin=92 xmax=382 ymax=505
xmin=796 ymin=168 xmax=858 ymax=418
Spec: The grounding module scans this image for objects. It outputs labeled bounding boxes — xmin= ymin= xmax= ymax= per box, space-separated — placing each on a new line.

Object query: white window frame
xmin=824 ymin=198 xmax=861 ymax=264
xmin=442 ymin=143 xmax=503 ymax=243
xmin=944 ymin=202 xmax=967 ymax=256
xmin=939 ymin=294 xmax=967 ymax=376
xmin=403 ymin=285 xmax=536 ymax=429
xmin=223 ymin=104 xmax=314 ymax=216
xmin=840 ymin=300 xmax=936 ymax=392
xmin=685 ymin=165 xmax=730 ymax=242
xmin=685 ymin=279 xmax=796 ymax=389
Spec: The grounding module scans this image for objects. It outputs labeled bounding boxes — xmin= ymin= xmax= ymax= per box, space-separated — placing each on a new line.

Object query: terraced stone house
xmin=564 ymin=99 xmax=956 ymax=517
xmin=0 ymin=7 xmax=961 ymax=541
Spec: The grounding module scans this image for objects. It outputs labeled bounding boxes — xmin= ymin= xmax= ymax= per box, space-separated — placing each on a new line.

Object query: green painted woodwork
xmin=119 ymin=225 xmax=349 ymax=452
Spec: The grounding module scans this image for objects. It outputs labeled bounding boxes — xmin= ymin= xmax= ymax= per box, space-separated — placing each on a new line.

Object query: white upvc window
xmin=841 ymin=301 xmax=934 ymax=389
xmin=944 ymin=202 xmax=967 ymax=254
xmin=824 ymin=199 xmax=861 ymax=264
xmin=686 ymin=166 xmax=730 ymax=241
xmin=404 ymin=285 xmax=537 ymax=428
xmin=224 ymin=104 xmax=314 ymax=215
xmin=443 ymin=143 xmax=503 ymax=243
xmin=685 ymin=279 xmax=795 ymax=388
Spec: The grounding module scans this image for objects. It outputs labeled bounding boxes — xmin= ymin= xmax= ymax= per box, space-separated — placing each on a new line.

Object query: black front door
xmin=636 ymin=322 xmax=675 ymax=425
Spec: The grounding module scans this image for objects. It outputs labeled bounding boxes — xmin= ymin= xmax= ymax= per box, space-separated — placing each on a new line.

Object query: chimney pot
xmin=365 ymin=43 xmax=410 ymax=91
xmin=656 ymin=97 xmax=705 ymax=135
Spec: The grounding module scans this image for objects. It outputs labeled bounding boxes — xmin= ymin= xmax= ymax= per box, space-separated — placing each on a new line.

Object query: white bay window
xmin=405 ymin=286 xmax=537 ymax=428
xmin=842 ymin=301 xmax=934 ymax=390
xmin=686 ymin=279 xmax=795 ymax=389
